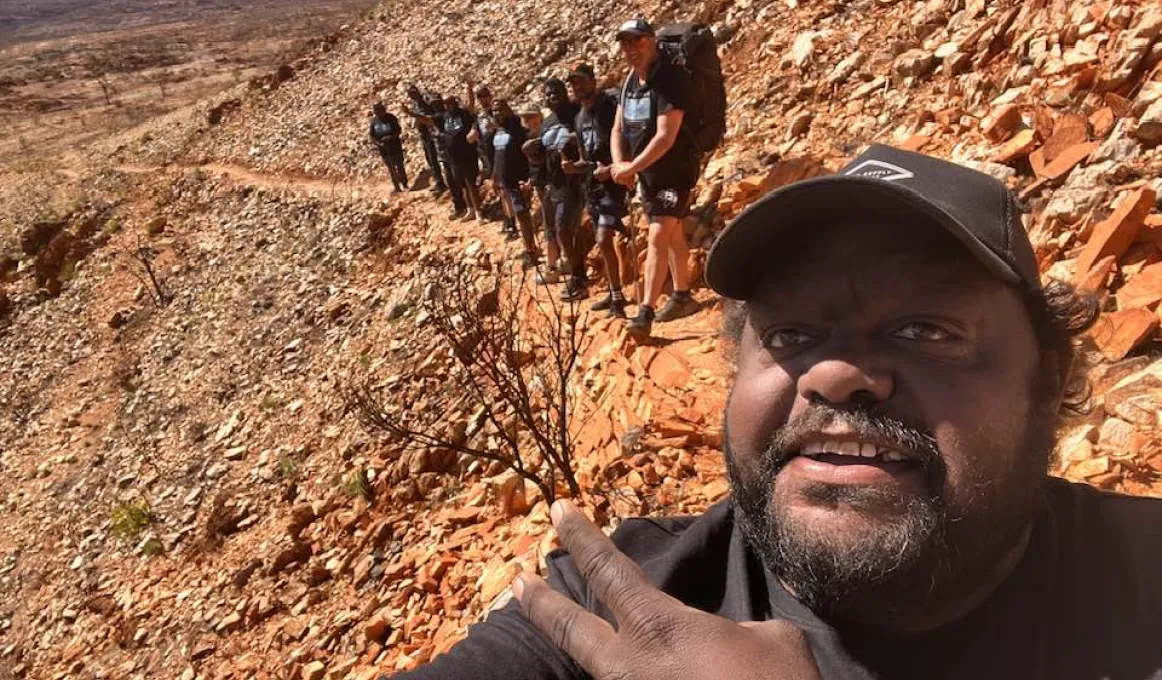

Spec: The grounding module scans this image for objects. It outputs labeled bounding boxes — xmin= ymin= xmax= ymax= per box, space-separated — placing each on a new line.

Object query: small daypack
xmin=656 ymin=23 xmax=727 ymax=154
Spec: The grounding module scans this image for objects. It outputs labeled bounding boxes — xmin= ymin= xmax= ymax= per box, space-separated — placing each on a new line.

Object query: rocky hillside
xmin=1 ymin=0 xmax=1162 ymax=679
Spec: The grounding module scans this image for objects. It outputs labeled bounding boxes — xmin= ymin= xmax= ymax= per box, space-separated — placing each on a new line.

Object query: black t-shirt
xmin=540 ymin=104 xmax=583 ymax=195
xmin=409 ymin=99 xmax=436 ymax=140
xmin=441 ymin=107 xmax=478 ymax=166
xmin=390 ymin=478 xmax=1162 ymax=680
xmin=492 ymin=118 xmax=529 ymax=188
xmin=575 ymin=89 xmax=619 ymax=165
xmin=370 ymin=114 xmax=403 ymax=152
xmin=620 ymin=57 xmax=697 ymax=189
xmin=576 ymin=89 xmax=622 ymax=200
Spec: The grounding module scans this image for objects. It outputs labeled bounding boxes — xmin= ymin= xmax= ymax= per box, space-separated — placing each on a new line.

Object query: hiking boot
xmin=520 ymin=251 xmax=539 ymax=269
xmin=591 ymin=294 xmax=613 ymax=312
xmin=608 ymin=298 xmax=627 ymax=319
xmin=655 ymin=294 xmax=699 ymax=322
xmin=504 ymin=228 xmax=520 ymax=242
xmin=535 ymin=268 xmax=561 ymax=285
xmin=560 ymin=279 xmax=589 ymax=302
xmin=448 ymin=208 xmax=466 ymax=220
xmin=626 ymin=306 xmax=655 ymax=338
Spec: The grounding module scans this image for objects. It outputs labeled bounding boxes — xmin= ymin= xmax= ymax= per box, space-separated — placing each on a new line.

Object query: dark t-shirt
xmin=540 ymin=104 xmax=583 ymax=196
xmin=442 ymin=107 xmax=478 ymax=166
xmin=492 ymin=118 xmax=529 ymax=188
xmin=620 ymin=57 xmax=697 ymax=189
xmin=389 ymin=478 xmax=1162 ymax=680
xmin=409 ymin=99 xmax=437 ymax=141
xmin=370 ymin=114 xmax=403 ymax=153
xmin=576 ymin=89 xmax=622 ymax=201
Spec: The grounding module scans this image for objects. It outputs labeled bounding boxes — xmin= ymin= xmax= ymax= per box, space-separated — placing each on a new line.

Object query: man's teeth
xmin=801 ymin=440 xmax=909 ymax=462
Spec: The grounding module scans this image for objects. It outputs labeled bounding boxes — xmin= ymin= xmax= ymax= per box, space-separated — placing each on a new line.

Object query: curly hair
xmin=721 ymin=279 xmax=1100 ymax=416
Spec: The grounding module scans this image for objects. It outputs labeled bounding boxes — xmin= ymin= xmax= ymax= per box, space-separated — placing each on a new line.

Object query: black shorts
xmin=586 ymin=183 xmax=627 ymax=232
xmin=638 ymin=179 xmax=693 ymax=219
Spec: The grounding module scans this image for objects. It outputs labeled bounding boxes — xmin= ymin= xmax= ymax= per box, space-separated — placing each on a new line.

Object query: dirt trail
xmin=110 ymin=161 xmax=404 ymax=202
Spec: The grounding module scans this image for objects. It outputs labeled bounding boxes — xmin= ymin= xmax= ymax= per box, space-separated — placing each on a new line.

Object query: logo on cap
xmin=844 ymin=160 xmax=915 ymax=182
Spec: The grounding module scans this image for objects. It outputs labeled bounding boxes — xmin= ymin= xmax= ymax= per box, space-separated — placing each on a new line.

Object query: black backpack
xmin=656 ymin=23 xmax=727 ymax=155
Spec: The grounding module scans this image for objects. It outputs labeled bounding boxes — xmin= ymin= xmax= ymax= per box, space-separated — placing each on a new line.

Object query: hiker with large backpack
xmin=611 ymin=18 xmax=725 ymax=338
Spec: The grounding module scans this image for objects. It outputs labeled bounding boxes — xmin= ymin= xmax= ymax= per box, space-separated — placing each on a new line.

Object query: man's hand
xmin=513 ymin=501 xmax=822 ymax=680
xmin=610 ymin=162 xmax=636 ymax=187
xmin=593 ymin=164 xmax=612 ymax=182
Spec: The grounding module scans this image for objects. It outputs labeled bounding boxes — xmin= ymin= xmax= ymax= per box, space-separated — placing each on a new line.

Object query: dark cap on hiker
xmin=616 ymin=19 xmax=655 ymax=40
xmin=705 ymin=144 xmax=1042 ymax=301
xmin=566 ymin=64 xmax=596 ymax=82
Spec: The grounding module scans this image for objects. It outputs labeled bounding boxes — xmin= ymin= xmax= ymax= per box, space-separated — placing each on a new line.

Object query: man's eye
xmin=762 ymin=328 xmax=816 ymax=349
xmin=893 ymin=322 xmax=953 ymax=342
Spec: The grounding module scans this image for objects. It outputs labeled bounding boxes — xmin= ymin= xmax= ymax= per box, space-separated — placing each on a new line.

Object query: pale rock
xmin=791 ymin=31 xmax=817 ymax=68
xmin=1134 ymin=99 xmax=1162 ymax=147
xmin=894 ymin=49 xmax=937 ymax=78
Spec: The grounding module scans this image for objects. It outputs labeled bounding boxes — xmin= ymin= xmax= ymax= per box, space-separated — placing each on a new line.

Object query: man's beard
xmin=726 ymin=392 xmax=1057 ymax=627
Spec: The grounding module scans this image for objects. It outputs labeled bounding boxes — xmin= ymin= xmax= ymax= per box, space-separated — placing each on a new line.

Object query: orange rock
xmin=992 ymin=128 xmax=1038 ymax=163
xmin=934 ymin=107 xmax=964 ymax=129
xmin=1074 ymin=188 xmax=1157 ymax=282
xmin=1037 ymin=114 xmax=1088 ymax=165
xmin=900 ymin=134 xmax=930 ymax=152
xmin=981 ymin=104 xmax=1022 ymax=143
xmin=1116 ymin=262 xmax=1162 ymax=310
xmin=1090 ymin=309 xmax=1159 ymax=361
xmin=1076 ymin=255 xmax=1116 ymax=295
xmin=702 ymin=478 xmax=730 ymax=502
xmin=364 ymin=617 xmax=391 ymax=643
xmin=1089 ymin=107 xmax=1116 ymax=139
xmin=1105 ymin=92 xmax=1131 ymax=117
xmin=646 ymin=349 xmax=693 ymax=392
xmin=1032 ymin=141 xmax=1096 ymax=181
xmin=1136 ymin=215 xmax=1162 ymax=250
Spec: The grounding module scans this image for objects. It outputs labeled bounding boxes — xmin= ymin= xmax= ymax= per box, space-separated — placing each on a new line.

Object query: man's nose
xmin=797 ymin=354 xmax=894 ymax=408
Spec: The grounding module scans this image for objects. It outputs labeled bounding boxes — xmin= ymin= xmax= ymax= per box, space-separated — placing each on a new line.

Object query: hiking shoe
xmin=535 ymin=268 xmax=561 ymax=285
xmin=520 ymin=251 xmax=539 ymax=269
xmin=608 ymin=299 xmax=627 ymax=319
xmin=626 ymin=306 xmax=655 ymax=338
xmin=504 ymin=228 xmax=520 ymax=242
xmin=655 ymin=294 xmax=699 ymax=322
xmin=560 ymin=280 xmax=589 ymax=302
xmin=592 ymin=294 xmax=613 ymax=312
xmin=448 ymin=208 xmax=466 ymax=220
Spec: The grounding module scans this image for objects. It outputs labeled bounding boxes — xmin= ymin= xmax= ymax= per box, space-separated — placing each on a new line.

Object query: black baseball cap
xmin=705 ymin=144 xmax=1041 ymax=300
xmin=566 ymin=63 xmax=596 ymax=81
xmin=616 ymin=19 xmax=655 ymax=39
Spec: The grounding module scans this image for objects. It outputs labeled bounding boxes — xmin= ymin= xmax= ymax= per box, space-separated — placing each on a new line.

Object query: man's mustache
xmin=762 ymin=404 xmax=942 ymax=474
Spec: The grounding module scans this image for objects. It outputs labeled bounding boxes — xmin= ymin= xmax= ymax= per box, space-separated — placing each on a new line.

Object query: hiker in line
xmin=381 ymin=144 xmax=1162 ymax=680
xmin=467 ymin=82 xmax=497 ymax=189
xmin=405 ymin=85 xmax=447 ymax=194
xmin=520 ymin=108 xmax=561 ymax=282
xmin=441 ymin=94 xmax=485 ymax=222
xmin=540 ymin=77 xmax=586 ymax=300
xmin=566 ymin=63 xmax=628 ymax=318
xmin=368 ymin=102 xmax=409 ymax=193
xmin=489 ymin=98 xmax=538 ymax=268
xmin=612 ymin=19 xmax=700 ymax=337
xmin=412 ymin=94 xmax=481 ymax=221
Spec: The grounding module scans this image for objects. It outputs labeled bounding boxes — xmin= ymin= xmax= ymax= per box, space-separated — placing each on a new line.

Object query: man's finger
xmin=552 ymin=500 xmax=671 ymax=624
xmin=514 ymin=572 xmax=615 ymax=675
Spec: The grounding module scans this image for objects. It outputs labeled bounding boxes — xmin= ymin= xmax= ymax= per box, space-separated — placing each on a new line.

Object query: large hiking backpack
xmin=656 ymin=23 xmax=727 ymax=155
